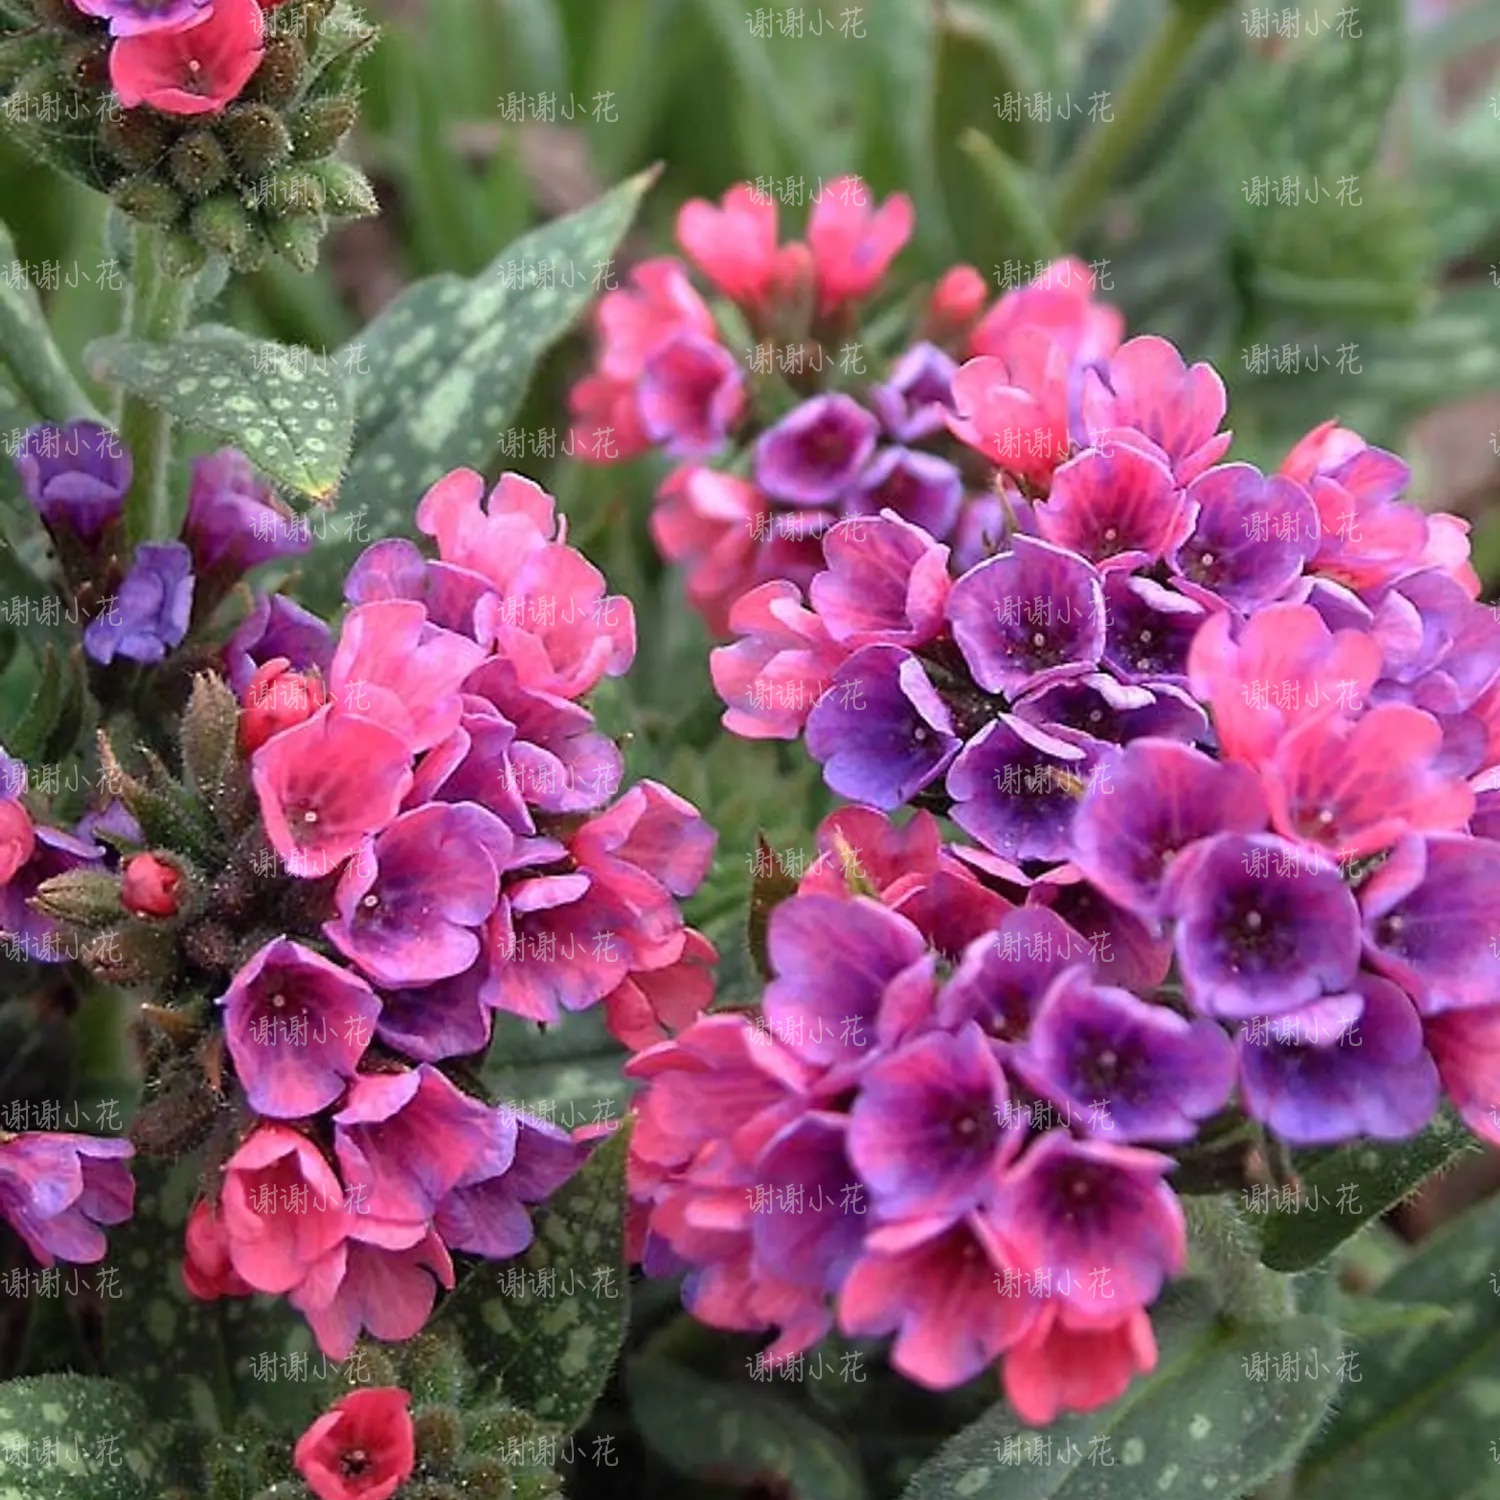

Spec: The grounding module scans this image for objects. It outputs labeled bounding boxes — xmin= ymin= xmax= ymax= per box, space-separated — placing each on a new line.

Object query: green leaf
xmin=83 ymin=326 xmax=354 ymax=501
xmin=481 ymin=1008 xmax=633 ymax=1131
xmin=627 ymin=1354 xmax=866 ymax=1498
xmin=303 ymin=169 xmax=655 ymax=599
xmin=899 ymin=1283 xmax=1339 ymax=1500
xmin=747 ymin=833 xmax=800 ymax=983
xmin=436 ymin=1119 xmax=632 ymax=1432
xmin=1255 ymin=1109 xmax=1477 ymax=1272
xmin=0 ymin=1375 xmax=160 ymax=1499
xmin=1297 ymin=1191 xmax=1500 ymax=1500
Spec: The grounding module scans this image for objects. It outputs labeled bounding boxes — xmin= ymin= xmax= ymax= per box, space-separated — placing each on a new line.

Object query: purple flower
xmin=806 ymin=647 xmax=960 ymax=809
xmin=993 ymin=1132 xmax=1185 ymax=1318
xmin=1359 ymin=833 xmax=1500 ymax=1014
xmin=183 ymin=448 xmax=311 ymax=578
xmin=945 ymin=536 xmax=1106 ymax=697
xmin=1015 ymin=674 xmax=1208 ymax=747
xmin=764 ymin=893 xmax=931 ymax=1067
xmin=333 ymin=1065 xmax=505 ymax=1227
xmin=344 ymin=538 xmax=495 ymax=638
xmin=434 ymin=1112 xmax=582 ymax=1257
xmin=16 ymin=421 xmax=129 ymax=545
xmin=937 ymin=907 xmax=1086 ymax=1041
xmin=1171 ymin=833 xmax=1361 ymax=1019
xmin=1016 ymin=969 xmax=1235 ymax=1142
xmin=1170 ymin=464 xmax=1318 ymax=609
xmin=869 ymin=342 xmax=958 ymax=443
xmin=1069 ymin=739 xmax=1268 ymax=921
xmin=217 ymin=938 xmax=381 ymax=1119
xmin=225 ymin=592 xmax=335 ymax=694
xmin=946 ymin=715 xmax=1109 ymax=864
xmin=1100 ymin=574 xmax=1209 ymax=684
xmin=1025 ymin=874 xmax=1172 ymax=995
xmin=375 ymin=959 xmax=496 ymax=1063
xmin=84 ymin=542 xmax=193 ymax=665
xmin=0 ymin=1132 xmax=134 ymax=1264
xmin=69 ymin=0 xmax=212 ymax=36
xmin=1237 ymin=976 xmax=1439 ymax=1144
xmin=754 ymin=394 xmax=880 ymax=506
xmin=849 ymin=448 xmax=964 ymax=539
xmin=410 ymin=700 xmax=531 ymax=836
xmin=750 ymin=1112 xmax=866 ymax=1292
xmin=637 ymin=332 xmax=746 ymax=458
xmin=847 ymin=1023 xmax=1019 ymax=1221
xmin=325 ymin=802 xmax=514 ymax=987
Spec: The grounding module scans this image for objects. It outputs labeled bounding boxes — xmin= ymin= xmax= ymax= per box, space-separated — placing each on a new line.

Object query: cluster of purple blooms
xmin=624 ymin=256 xmax=1500 ymax=1421
xmin=2 ymin=429 xmax=720 ymax=1360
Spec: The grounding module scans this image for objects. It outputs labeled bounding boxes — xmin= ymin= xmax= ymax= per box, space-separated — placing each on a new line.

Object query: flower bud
xmin=306 ymin=158 xmax=377 ymax=219
xmin=121 ymin=852 xmax=182 ymax=918
xmin=288 ymin=95 xmax=357 ymax=158
xmin=190 ymin=195 xmax=254 ymax=261
xmin=218 ymin=102 xmax=292 ymax=176
xmin=116 ymin=178 xmax=183 ymax=228
xmin=168 ymin=131 xmax=230 ymax=199
xmin=925 ymin=264 xmax=988 ymax=341
xmin=100 ymin=109 xmax=174 ymax=172
xmin=0 ymin=798 xmax=36 ymax=884
xmin=244 ymin=33 xmax=305 ymax=108
xmin=267 ymin=213 xmax=324 ymax=272
xmin=239 ymin=658 xmax=327 ymax=752
xmin=33 ymin=868 xmax=123 ymax=928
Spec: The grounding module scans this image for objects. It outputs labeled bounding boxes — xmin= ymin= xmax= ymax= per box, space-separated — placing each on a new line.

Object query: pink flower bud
xmin=121 ymin=853 xmax=181 ymax=918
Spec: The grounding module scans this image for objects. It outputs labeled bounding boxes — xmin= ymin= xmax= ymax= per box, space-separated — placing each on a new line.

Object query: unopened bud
xmin=239 ymin=658 xmax=327 ymax=753
xmin=121 ymin=853 xmax=182 ymax=918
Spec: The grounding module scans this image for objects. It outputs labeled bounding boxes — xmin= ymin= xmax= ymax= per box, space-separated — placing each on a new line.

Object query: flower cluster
xmin=626 ymin=275 xmax=1500 ymax=1421
xmin=6 ymin=437 xmax=718 ymax=1357
xmin=0 ymin=0 xmax=376 ymax=271
xmin=566 ymin=176 xmax=1123 ymax=634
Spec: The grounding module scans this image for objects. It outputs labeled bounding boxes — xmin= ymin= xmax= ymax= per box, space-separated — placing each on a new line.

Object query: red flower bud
xmin=294 ymin=1387 xmax=415 ymax=1500
xmin=121 ymin=853 xmax=182 ymax=918
xmin=239 ymin=657 xmax=328 ymax=753
xmin=926 ymin=265 xmax=988 ymax=340
xmin=0 ymin=798 xmax=35 ymax=885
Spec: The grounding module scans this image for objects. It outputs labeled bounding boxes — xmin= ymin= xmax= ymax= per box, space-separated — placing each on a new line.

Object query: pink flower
xmin=604 ymin=928 xmax=718 ymax=1051
xmin=0 ymin=798 xmax=34 ymax=885
xmin=327 ymin=600 xmax=486 ymax=753
xmin=636 ymin=333 xmax=746 ymax=458
xmin=239 ymin=657 xmax=328 ymax=753
xmin=109 ymin=0 xmax=265 ymax=115
xmin=676 ymin=184 xmax=781 ymax=310
xmin=1003 ymin=1304 xmax=1158 ymax=1425
xmin=710 ymin=581 xmax=846 ymax=739
xmin=595 ymin=259 xmax=717 ymax=382
xmin=182 ymin=1197 xmax=252 ymax=1299
xmin=1080 ymin=335 xmax=1231 ymax=484
xmin=968 ymin=257 xmax=1124 ymax=368
xmin=947 ymin=335 xmax=1073 ymax=487
xmin=807 ymin=176 xmax=915 ymax=316
xmin=414 ymin=469 xmax=555 ymax=591
xmin=294 ymin=1387 xmax=415 ymax=1500
xmin=218 ymin=1125 xmax=348 ymax=1294
xmin=251 ymin=708 xmax=414 ymax=878
xmin=925 ymin=265 xmax=989 ymax=341
xmin=567 ymin=373 xmax=650 ymax=463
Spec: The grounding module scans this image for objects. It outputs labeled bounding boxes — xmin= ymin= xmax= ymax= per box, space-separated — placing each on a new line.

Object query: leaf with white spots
xmin=292 ymin=169 xmax=657 ymax=609
xmin=83 ymin=326 xmax=355 ymax=501
xmin=1297 ymin=1190 xmax=1500 ymax=1500
xmin=1256 ymin=1108 xmax=1477 ymax=1273
xmin=898 ymin=1282 xmax=1339 ymax=1500
xmin=435 ymin=1118 xmax=632 ymax=1433
xmin=0 ymin=1374 xmax=161 ymax=1499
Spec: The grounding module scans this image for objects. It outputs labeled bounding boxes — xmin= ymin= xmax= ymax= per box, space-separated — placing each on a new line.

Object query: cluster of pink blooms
xmin=615 ymin=182 xmax=1500 ymax=1423
xmin=183 ymin=469 xmax=717 ymax=1356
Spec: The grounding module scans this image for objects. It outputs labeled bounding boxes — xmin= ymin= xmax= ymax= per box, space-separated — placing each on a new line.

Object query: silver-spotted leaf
xmin=0 ymin=1374 xmax=160 ymax=1499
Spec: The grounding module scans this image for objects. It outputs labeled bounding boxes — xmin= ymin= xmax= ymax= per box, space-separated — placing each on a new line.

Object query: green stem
xmin=960 ymin=128 xmax=1061 ymax=267
xmin=1051 ymin=2 xmax=1215 ymax=244
xmin=0 ymin=284 xmax=101 ymax=426
xmin=118 ymin=226 xmax=195 ymax=547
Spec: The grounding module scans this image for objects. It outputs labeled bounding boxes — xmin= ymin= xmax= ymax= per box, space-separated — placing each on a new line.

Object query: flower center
xmin=340 ymin=1449 xmax=370 ymax=1478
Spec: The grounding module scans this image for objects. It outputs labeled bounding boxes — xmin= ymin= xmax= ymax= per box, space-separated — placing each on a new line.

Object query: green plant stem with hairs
xmin=118 ymin=227 xmax=196 ymax=547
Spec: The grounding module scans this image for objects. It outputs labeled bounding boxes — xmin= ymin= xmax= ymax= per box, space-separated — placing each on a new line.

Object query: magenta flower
xmin=676 ymin=184 xmax=781 ymax=309
xmin=1003 ymin=1304 xmax=1156 ymax=1427
xmin=1098 ymin=574 xmax=1208 ymax=685
xmin=593 ymin=258 xmax=717 ymax=382
xmin=992 ymin=1132 xmax=1186 ymax=1318
xmin=326 ymin=802 xmax=513 ymax=987
xmin=183 ymin=448 xmax=310 ymax=578
xmin=637 ymin=332 xmax=746 ymax=457
xmin=937 ymin=907 xmax=1089 ymax=1042
xmin=838 ymin=1216 xmax=1038 ymax=1388
xmin=0 ymin=1133 xmax=134 ymax=1265
xmin=849 ymin=448 xmax=964 ymax=539
xmin=869 ymin=342 xmax=959 ymax=443
xmin=1017 ymin=969 xmax=1236 ymax=1142
xmin=947 ymin=337 xmax=1072 ymax=487
xmin=1016 ymin=674 xmax=1208 ymax=748
xmin=847 ymin=1024 xmax=1020 ymax=1221
xmin=375 ymin=959 xmax=495 ymax=1063
xmin=969 ymin=256 xmax=1124 ymax=369
xmin=1036 ymin=439 xmax=1187 ymax=570
xmin=945 ymin=536 xmax=1105 ymax=696
xmin=225 ymin=592 xmax=334 ymax=694
xmin=217 ymin=938 xmax=381 ymax=1119
xmin=755 ymin=395 xmax=880 ymax=507
xmin=809 ymin=513 xmax=950 ymax=649
xmin=0 ymin=823 xmax=103 ymax=963
xmin=332 ymin=1066 xmax=503 ymax=1226
xmin=414 ymin=469 xmax=554 ymax=592
xmin=252 ymin=708 xmax=413 ymax=878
